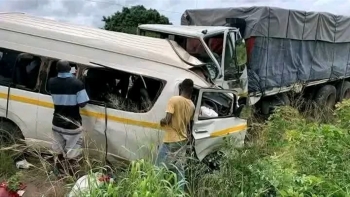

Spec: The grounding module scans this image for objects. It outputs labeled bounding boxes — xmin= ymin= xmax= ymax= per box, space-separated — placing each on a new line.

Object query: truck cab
xmin=137 ymin=24 xmax=248 ymax=103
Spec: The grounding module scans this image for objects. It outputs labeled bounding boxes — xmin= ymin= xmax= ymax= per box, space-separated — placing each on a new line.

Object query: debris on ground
xmin=0 ymin=181 xmax=26 ymax=197
xmin=67 ymin=173 xmax=113 ymax=197
xmin=15 ymin=159 xmax=34 ymax=170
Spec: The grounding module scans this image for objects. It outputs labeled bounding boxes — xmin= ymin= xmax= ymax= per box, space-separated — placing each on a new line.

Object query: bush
xmin=66 ymin=104 xmax=350 ymax=197
xmin=2 ymin=102 xmax=350 ymax=197
xmin=0 ymin=150 xmax=17 ymax=179
xmin=335 ymin=99 xmax=350 ymax=129
xmin=193 ymin=105 xmax=350 ymax=197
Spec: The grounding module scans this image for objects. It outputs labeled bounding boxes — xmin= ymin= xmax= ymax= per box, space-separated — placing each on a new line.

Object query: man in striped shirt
xmin=47 ymin=60 xmax=89 ymax=174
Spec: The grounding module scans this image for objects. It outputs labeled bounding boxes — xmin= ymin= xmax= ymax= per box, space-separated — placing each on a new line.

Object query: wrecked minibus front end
xmin=86 ymin=58 xmax=247 ymax=165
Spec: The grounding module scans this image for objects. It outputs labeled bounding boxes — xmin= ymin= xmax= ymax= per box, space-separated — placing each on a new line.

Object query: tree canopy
xmin=102 ymin=5 xmax=171 ymax=34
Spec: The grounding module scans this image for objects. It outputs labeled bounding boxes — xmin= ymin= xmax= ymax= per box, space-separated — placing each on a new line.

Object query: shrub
xmin=334 ymin=99 xmax=350 ymax=129
xmin=0 ymin=150 xmax=17 ymax=179
xmin=193 ymin=105 xmax=350 ymax=197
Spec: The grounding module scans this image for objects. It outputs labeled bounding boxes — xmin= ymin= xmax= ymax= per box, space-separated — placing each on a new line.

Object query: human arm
xmin=76 ymin=81 xmax=90 ymax=108
xmin=160 ymin=97 xmax=175 ymax=126
xmin=160 ymin=113 xmax=172 ymax=127
xmin=187 ymin=104 xmax=195 ymax=142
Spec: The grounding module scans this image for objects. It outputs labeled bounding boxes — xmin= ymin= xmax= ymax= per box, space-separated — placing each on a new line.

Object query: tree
xmin=102 ymin=5 xmax=171 ymax=34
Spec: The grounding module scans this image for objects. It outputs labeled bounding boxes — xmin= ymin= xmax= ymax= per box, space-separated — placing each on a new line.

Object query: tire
xmin=336 ymin=81 xmax=350 ymax=102
xmin=201 ymin=151 xmax=223 ymax=171
xmin=260 ymin=93 xmax=290 ymax=115
xmin=314 ymin=85 xmax=337 ymax=108
xmin=277 ymin=93 xmax=290 ymax=106
xmin=0 ymin=121 xmax=23 ymax=146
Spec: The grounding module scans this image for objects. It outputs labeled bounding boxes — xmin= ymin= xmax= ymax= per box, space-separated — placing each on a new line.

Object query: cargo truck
xmin=137 ymin=6 xmax=350 ymax=115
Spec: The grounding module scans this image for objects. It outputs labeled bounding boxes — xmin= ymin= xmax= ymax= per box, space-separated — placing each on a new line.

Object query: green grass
xmin=70 ymin=160 xmax=186 ymax=197
xmin=0 ymin=150 xmax=17 ymax=179
xmin=189 ymin=102 xmax=350 ymax=197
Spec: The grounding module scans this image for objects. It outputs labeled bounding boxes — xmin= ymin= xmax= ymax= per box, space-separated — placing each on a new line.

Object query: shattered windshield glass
xmin=185 ymin=38 xmax=219 ymax=79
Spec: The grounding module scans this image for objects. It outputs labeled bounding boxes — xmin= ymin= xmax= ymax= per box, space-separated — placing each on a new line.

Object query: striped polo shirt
xmin=48 ymin=72 xmax=90 ymax=130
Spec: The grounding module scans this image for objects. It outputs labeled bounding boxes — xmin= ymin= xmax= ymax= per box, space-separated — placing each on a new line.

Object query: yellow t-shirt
xmin=162 ymin=96 xmax=195 ymax=143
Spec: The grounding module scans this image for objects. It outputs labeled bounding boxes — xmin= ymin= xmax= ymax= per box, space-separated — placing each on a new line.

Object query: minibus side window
xmin=198 ymin=91 xmax=235 ymax=120
xmin=14 ymin=54 xmax=42 ymax=90
xmin=0 ymin=48 xmax=42 ymax=91
xmin=84 ymin=68 xmax=165 ymax=113
xmin=0 ymin=48 xmax=20 ymax=86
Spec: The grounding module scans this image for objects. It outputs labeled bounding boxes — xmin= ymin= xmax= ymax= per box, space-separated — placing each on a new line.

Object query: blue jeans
xmin=156 ymin=141 xmax=187 ymax=191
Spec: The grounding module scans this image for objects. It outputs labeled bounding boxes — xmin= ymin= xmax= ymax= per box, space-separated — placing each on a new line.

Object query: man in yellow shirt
xmin=156 ymin=78 xmax=195 ymax=191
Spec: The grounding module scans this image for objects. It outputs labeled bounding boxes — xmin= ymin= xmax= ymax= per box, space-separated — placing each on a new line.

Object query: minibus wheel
xmin=0 ymin=121 xmax=24 ymax=147
xmin=201 ymin=151 xmax=223 ymax=172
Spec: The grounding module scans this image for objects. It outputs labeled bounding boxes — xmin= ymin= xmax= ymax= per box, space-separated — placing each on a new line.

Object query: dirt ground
xmin=0 ymin=159 xmax=68 ymax=197
xmin=0 ymin=148 xmax=115 ymax=197
xmin=1 ymin=165 xmax=68 ymax=197
xmin=21 ymin=170 xmax=67 ymax=197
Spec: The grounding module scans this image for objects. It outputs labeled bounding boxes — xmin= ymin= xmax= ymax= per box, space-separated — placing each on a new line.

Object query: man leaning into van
xmin=156 ymin=78 xmax=195 ymax=191
xmin=47 ymin=60 xmax=89 ymax=176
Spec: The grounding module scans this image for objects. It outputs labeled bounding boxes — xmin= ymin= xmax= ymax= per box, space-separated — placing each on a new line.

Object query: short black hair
xmin=56 ymin=60 xmax=71 ymax=73
xmin=180 ymin=78 xmax=194 ymax=94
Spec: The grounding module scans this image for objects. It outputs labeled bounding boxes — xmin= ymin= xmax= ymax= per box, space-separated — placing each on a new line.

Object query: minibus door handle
xmin=194 ymin=130 xmax=207 ymax=133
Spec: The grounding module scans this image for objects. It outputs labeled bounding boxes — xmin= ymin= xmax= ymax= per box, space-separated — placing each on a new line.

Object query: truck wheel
xmin=278 ymin=93 xmax=290 ymax=106
xmin=314 ymin=85 xmax=337 ymax=108
xmin=260 ymin=93 xmax=290 ymax=115
xmin=336 ymin=81 xmax=350 ymax=102
xmin=0 ymin=121 xmax=24 ymax=146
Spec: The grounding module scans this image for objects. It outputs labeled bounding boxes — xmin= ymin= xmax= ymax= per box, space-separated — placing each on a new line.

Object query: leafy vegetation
xmin=193 ymin=101 xmax=350 ymax=197
xmin=102 ymin=5 xmax=171 ymax=34
xmin=63 ymin=100 xmax=350 ymax=197
xmin=1 ymin=101 xmax=350 ymax=196
xmin=0 ymin=150 xmax=17 ymax=178
xmin=73 ymin=160 xmax=186 ymax=197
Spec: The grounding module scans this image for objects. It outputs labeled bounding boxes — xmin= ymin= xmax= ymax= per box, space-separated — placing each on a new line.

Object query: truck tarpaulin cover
xmin=182 ymin=7 xmax=350 ymax=93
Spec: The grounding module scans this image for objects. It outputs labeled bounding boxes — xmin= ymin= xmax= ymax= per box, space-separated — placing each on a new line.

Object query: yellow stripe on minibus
xmin=0 ymin=92 xmax=247 ymax=135
xmin=0 ymin=92 xmax=160 ymax=129
xmin=210 ymin=124 xmax=247 ymax=137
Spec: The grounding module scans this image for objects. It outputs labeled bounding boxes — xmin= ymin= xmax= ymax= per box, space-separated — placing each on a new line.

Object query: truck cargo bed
xmin=182 ymin=6 xmax=350 ymax=93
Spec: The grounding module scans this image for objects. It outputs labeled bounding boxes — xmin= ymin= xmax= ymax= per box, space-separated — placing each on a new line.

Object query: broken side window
xmin=199 ymin=91 xmax=235 ymax=119
xmin=83 ymin=68 xmax=165 ymax=113
xmin=0 ymin=48 xmax=20 ymax=86
xmin=15 ymin=54 xmax=42 ymax=90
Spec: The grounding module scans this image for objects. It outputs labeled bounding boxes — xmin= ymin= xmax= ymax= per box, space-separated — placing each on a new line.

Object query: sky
xmin=0 ymin=0 xmax=349 ymax=28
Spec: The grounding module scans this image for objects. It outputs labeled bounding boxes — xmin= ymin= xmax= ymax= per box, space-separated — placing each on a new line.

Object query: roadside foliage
xmin=2 ymin=101 xmax=350 ymax=197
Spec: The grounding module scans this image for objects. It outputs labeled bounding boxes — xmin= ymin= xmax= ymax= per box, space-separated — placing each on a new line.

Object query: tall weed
xmin=73 ymin=159 xmax=187 ymax=197
xmin=0 ymin=150 xmax=17 ymax=178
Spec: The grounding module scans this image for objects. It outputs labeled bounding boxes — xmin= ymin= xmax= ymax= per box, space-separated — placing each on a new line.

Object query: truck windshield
xmin=203 ymin=31 xmax=247 ymax=81
xmin=223 ymin=33 xmax=236 ymax=80
xmin=235 ymin=38 xmax=247 ymax=73
xmin=203 ymin=33 xmax=236 ymax=81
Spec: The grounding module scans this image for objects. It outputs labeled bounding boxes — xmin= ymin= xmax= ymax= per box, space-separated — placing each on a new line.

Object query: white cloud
xmin=0 ymin=0 xmax=349 ymax=27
